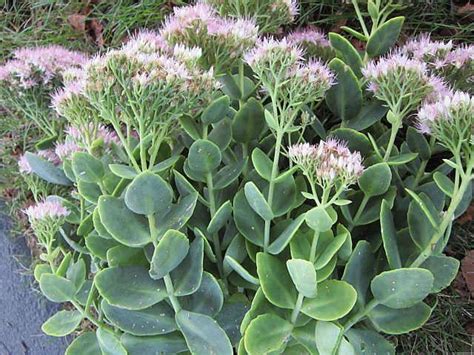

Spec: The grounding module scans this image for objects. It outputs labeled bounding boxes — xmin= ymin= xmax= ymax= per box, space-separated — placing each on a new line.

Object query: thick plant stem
xmin=410 ymin=174 xmax=471 ymax=267
xmin=384 ymin=120 xmax=401 ymax=161
xmin=206 ymin=173 xmax=226 ymax=284
xmin=164 ymin=274 xmax=181 ymax=313
xmin=263 ymin=131 xmax=283 ymax=251
xmin=343 ymin=299 xmax=379 ymax=332
xmin=290 ymin=293 xmax=305 ymax=324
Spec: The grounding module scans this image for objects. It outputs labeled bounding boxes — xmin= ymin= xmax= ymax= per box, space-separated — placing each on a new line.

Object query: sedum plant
xmin=0 ymin=46 xmax=87 ymax=144
xmin=204 ymin=0 xmax=298 ymax=33
xmin=13 ymin=0 xmax=474 ymax=354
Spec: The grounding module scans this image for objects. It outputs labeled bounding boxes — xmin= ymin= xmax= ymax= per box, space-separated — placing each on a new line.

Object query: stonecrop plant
xmin=7 ymin=0 xmax=474 ymax=354
xmin=0 ymin=46 xmax=87 ymax=144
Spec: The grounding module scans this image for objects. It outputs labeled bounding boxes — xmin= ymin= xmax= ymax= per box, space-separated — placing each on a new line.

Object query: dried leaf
xmin=68 ymin=14 xmax=86 ymax=32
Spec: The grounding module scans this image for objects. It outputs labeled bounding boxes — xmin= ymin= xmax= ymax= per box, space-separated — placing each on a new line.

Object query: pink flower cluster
xmin=65 ymin=124 xmax=119 ymax=147
xmin=55 ymin=141 xmax=81 ymax=161
xmin=51 ymin=81 xmax=85 ymax=115
xmin=244 ymin=37 xmax=303 ymax=68
xmin=287 ymin=27 xmax=331 ymax=50
xmin=24 ymin=200 xmax=69 ymax=222
xmin=401 ymin=34 xmax=473 ymax=70
xmin=161 ymin=3 xmax=258 ymax=69
xmin=0 ymin=45 xmax=87 ymax=89
xmin=205 ymin=0 xmax=297 ymax=33
xmin=289 ymin=139 xmax=364 ymax=186
xmin=245 ymin=38 xmax=334 ymax=111
xmin=417 ymin=91 xmax=473 ymax=138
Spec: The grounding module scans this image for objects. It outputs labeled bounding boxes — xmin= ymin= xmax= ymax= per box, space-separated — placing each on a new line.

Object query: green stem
xmin=206 ymin=173 xmax=226 ymax=284
xmin=343 ymin=299 xmax=379 ymax=332
xmin=410 ymin=173 xmax=471 ymax=267
xmin=164 ymin=274 xmax=181 ymax=313
xmin=263 ymin=131 xmax=283 ymax=251
xmin=290 ymin=293 xmax=305 ymax=324
xmin=384 ymin=120 xmax=401 ymax=161
xmin=351 ymin=194 xmax=370 ymax=228
xmin=351 ymin=0 xmax=370 ymax=37
xmin=310 ymin=230 xmax=320 ymax=263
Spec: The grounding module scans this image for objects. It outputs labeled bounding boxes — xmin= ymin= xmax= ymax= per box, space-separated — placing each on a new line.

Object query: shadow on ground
xmin=0 ymin=206 xmax=68 ymax=355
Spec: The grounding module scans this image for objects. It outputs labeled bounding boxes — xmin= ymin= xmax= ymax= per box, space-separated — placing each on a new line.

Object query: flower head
xmin=401 ymin=34 xmax=453 ymax=63
xmin=416 ymin=91 xmax=473 ymax=154
xmin=363 ymin=53 xmax=436 ymax=113
xmin=161 ymin=3 xmax=258 ymax=71
xmin=0 ymin=45 xmax=87 ymax=89
xmin=244 ymin=37 xmax=303 ymax=69
xmin=18 ymin=155 xmax=32 ymax=174
xmin=205 ymin=0 xmax=298 ymax=33
xmin=24 ymin=200 xmax=69 ymax=222
xmin=286 ymin=27 xmax=334 ymax=60
xmin=289 ymin=139 xmax=364 ymax=188
xmin=55 ymin=141 xmax=82 ymax=161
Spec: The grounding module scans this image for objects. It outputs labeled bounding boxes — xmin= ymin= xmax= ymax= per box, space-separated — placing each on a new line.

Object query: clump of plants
xmin=6 ymin=0 xmax=473 ymax=353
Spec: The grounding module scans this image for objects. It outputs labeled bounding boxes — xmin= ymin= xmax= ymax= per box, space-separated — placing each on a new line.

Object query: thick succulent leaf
xmin=125 ymin=171 xmax=173 ymax=215
xmin=256 ymin=252 xmax=297 ymax=309
xmin=234 ymin=190 xmax=265 ymax=247
xmin=368 ymin=303 xmax=432 ymax=335
xmin=150 ymin=230 xmax=189 ymax=279
xmin=326 ymin=58 xmax=362 ymax=121
xmin=181 ymin=272 xmax=224 ymax=317
xmin=39 ymin=274 xmax=76 ymax=303
xmin=101 ymin=300 xmax=176 ymax=336
xmin=25 ymin=152 xmax=71 ymax=185
xmin=95 ymin=266 xmax=167 ymax=310
xmin=188 ymin=139 xmax=222 ymax=173
xmin=380 ymin=200 xmax=402 ymax=269
xmin=287 ymin=259 xmax=318 ymax=298
xmin=420 ymin=255 xmax=460 ymax=293
xmin=121 ymin=332 xmax=187 ymax=354
xmin=371 ymin=268 xmax=434 ymax=309
xmin=176 ymin=310 xmax=233 ymax=355
xmin=244 ymin=314 xmax=293 ymax=355
xmin=65 ymin=332 xmax=100 ymax=355
xmin=342 ymin=241 xmax=375 ymax=307
xmin=97 ymin=327 xmax=127 ymax=355
xmin=366 ymin=17 xmax=404 ymax=57
xmin=345 ymin=329 xmax=395 ymax=355
xmin=171 ymin=237 xmax=204 ymax=296
xmin=42 ymin=310 xmax=82 ymax=337
xmin=301 ymin=280 xmax=357 ymax=321
xmin=315 ymin=321 xmax=354 ymax=355
xmin=98 ymin=196 xmax=151 ymax=247
xmin=358 ymin=163 xmax=392 ymax=197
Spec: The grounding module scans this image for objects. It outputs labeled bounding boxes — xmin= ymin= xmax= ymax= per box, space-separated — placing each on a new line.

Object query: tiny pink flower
xmin=24 ymin=200 xmax=69 ymax=222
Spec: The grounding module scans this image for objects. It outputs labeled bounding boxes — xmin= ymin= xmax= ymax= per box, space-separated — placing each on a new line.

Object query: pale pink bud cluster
xmin=289 ymin=139 xmax=364 ymax=187
xmin=0 ymin=45 xmax=87 ymax=89
xmin=24 ymin=200 xmax=69 ymax=222
xmin=401 ymin=34 xmax=453 ymax=65
xmin=18 ymin=155 xmax=32 ymax=174
xmin=363 ymin=53 xmax=439 ymax=111
xmin=244 ymin=37 xmax=303 ymax=68
xmin=123 ymin=30 xmax=169 ymax=54
xmin=161 ymin=3 xmax=258 ymax=70
xmin=51 ymin=81 xmax=85 ymax=115
xmin=286 ymin=27 xmax=332 ymax=59
xmin=55 ymin=141 xmax=82 ymax=161
xmin=205 ymin=0 xmax=298 ymax=33
xmin=417 ymin=91 xmax=473 ymax=150
xmin=65 ymin=124 xmax=119 ymax=147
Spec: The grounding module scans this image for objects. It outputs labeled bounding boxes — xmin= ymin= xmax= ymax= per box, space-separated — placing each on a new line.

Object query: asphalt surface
xmin=0 ymin=205 xmax=68 ymax=355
